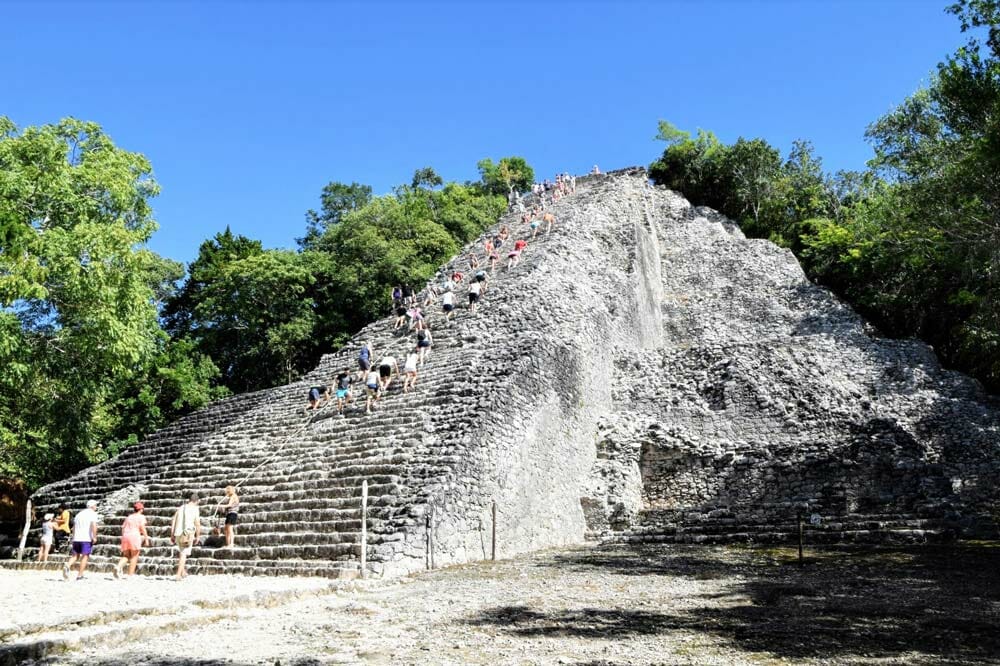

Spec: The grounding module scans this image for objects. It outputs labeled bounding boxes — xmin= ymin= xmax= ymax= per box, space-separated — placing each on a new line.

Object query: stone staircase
xmin=11 ymin=172 xmax=622 ymax=578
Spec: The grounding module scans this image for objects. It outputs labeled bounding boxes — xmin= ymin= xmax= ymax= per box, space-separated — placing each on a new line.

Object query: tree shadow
xmin=477 ymin=544 xmax=1000 ymax=663
xmin=463 ymin=604 xmax=681 ymax=639
xmin=543 ymin=544 xmax=740 ymax=580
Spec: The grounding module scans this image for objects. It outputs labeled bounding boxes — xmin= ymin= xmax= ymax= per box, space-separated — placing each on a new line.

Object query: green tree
xmin=0 ymin=117 xmax=194 ymax=486
xmin=720 ymin=138 xmax=783 ymax=234
xmin=411 ymin=166 xmax=444 ymax=190
xmin=163 ymin=228 xmax=264 ymax=336
xmin=299 ymin=181 xmax=372 ymax=249
xmin=649 ymin=126 xmax=729 ymax=210
xmin=476 ymin=156 xmax=535 ymax=195
xmin=192 ymin=250 xmax=318 ymax=389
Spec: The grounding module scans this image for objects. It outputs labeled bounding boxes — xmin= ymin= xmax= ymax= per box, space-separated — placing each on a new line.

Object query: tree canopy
xmin=0 ymin=118 xmax=221 ymax=486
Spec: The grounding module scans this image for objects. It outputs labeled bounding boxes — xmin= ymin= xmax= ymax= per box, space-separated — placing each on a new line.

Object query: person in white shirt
xmin=171 ymin=493 xmax=202 ymax=580
xmin=468 ymin=280 xmax=482 ymax=313
xmin=378 ymin=355 xmax=399 ymax=393
xmin=403 ymin=351 xmax=419 ymax=393
xmin=63 ymin=499 xmax=99 ymax=581
xmin=364 ymin=368 xmax=381 ymax=414
xmin=442 ymin=289 xmax=455 ymax=324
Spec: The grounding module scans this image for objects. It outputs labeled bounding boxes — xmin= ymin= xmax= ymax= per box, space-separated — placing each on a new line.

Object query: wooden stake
xmin=429 ymin=504 xmax=435 ymax=570
xmin=17 ymin=499 xmax=31 ymax=562
xmin=797 ymin=512 xmax=804 ymax=565
xmin=491 ymin=501 xmax=497 ymax=561
xmin=360 ymin=480 xmax=368 ymax=579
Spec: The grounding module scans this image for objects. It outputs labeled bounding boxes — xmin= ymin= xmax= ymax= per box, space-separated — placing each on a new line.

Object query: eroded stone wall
xmin=582 ymin=174 xmax=1000 ymax=539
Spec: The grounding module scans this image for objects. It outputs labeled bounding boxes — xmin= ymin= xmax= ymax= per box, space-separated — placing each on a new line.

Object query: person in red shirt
xmin=507 ymin=239 xmax=528 ymax=271
xmin=114 ymin=502 xmax=150 ymax=578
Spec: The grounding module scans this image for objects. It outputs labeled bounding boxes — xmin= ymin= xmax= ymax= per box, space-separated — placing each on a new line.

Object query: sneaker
xmin=62 ymin=562 xmax=70 ymax=580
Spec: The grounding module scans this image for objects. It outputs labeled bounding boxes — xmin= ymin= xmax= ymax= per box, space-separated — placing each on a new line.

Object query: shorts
xmin=395 ymin=307 xmax=407 ymax=317
xmin=443 ymin=304 xmax=454 ymax=312
xmin=366 ymin=384 xmax=379 ymax=395
xmin=40 ymin=536 xmax=53 ymax=546
xmin=308 ymin=388 xmax=321 ymax=402
xmin=336 ymin=388 xmax=349 ymax=399
xmin=379 ymin=365 xmax=391 ymax=378
xmin=417 ymin=340 xmax=431 ymax=348
xmin=469 ymin=292 xmax=479 ymax=304
xmin=71 ymin=541 xmax=93 ymax=556
xmin=120 ymin=548 xmax=140 ymax=559
xmin=405 ymin=368 xmax=417 ymax=376
xmin=225 ymin=512 xmax=239 ymax=526
xmin=508 ymin=250 xmax=520 ymax=258
xmin=358 ymin=358 xmax=370 ymax=371
xmin=530 ymin=221 xmax=540 ymax=228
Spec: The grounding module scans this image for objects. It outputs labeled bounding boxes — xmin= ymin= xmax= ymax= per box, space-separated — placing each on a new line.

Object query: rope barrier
xmin=204 ymin=402 xmax=332 ymax=524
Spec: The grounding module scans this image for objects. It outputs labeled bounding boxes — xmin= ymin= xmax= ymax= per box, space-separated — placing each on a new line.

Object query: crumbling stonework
xmin=584 ymin=174 xmax=1000 ymax=544
xmin=15 ymin=170 xmax=1000 ymax=579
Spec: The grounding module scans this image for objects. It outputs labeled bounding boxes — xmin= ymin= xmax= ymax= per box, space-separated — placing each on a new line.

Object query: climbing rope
xmin=204 ymin=401 xmax=332 ymax=524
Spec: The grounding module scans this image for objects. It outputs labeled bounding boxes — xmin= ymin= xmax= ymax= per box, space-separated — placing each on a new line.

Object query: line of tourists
xmin=304 ymin=171 xmax=572 ymax=418
xmin=47 ymin=485 xmax=240 ymax=581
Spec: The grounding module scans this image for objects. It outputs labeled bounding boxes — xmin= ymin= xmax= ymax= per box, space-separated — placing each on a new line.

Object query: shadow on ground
xmin=467 ymin=542 xmax=1000 ymax=663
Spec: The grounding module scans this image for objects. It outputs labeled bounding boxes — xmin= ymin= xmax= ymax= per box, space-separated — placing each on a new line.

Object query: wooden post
xmin=17 ymin=499 xmax=31 ymax=562
xmin=360 ymin=480 xmax=368 ymax=579
xmin=429 ymin=504 xmax=435 ymax=570
xmin=797 ymin=512 xmax=804 ymax=565
xmin=491 ymin=501 xmax=497 ymax=561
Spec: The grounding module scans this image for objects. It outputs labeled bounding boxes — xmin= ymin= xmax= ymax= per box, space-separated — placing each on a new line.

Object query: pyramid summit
xmin=15 ymin=169 xmax=1000 ymax=578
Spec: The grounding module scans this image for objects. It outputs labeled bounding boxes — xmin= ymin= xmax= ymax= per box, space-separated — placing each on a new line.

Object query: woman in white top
xmin=403 ymin=352 xmax=419 ymax=393
xmin=38 ymin=513 xmax=55 ymax=562
xmin=468 ymin=280 xmax=482 ymax=313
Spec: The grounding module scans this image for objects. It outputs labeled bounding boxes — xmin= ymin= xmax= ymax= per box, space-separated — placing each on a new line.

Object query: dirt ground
xmin=13 ymin=541 xmax=1000 ymax=666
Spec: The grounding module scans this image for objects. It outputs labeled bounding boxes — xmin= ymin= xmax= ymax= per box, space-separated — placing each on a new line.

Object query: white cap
xmin=86 ymin=499 xmax=98 ymax=508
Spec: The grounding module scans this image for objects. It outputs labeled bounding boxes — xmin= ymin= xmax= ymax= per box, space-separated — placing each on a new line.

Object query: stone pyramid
xmin=15 ymin=169 xmax=1000 ymax=578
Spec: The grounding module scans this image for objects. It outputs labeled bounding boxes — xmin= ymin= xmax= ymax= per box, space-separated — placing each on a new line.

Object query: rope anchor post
xmin=491 ymin=501 xmax=497 ymax=561
xmin=360 ymin=480 xmax=368 ymax=579
xmin=17 ymin=499 xmax=31 ymax=562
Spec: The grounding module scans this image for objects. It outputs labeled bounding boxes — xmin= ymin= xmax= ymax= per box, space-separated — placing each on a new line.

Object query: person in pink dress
xmin=114 ymin=502 xmax=150 ymax=578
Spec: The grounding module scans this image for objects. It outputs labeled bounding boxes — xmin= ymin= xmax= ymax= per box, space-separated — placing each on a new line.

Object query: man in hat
xmin=63 ymin=499 xmax=99 ymax=581
xmin=170 ymin=493 xmax=201 ymax=580
xmin=114 ymin=502 xmax=150 ymax=578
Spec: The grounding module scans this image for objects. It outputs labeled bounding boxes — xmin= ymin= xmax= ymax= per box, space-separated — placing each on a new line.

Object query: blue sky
xmin=3 ymin=1 xmax=963 ymax=265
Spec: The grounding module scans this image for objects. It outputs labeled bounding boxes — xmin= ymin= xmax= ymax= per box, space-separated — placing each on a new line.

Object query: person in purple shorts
xmin=63 ymin=499 xmax=99 ymax=581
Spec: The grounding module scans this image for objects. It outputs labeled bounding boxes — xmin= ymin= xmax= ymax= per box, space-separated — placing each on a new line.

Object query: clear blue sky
xmin=3 ymin=1 xmax=963 ymax=265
